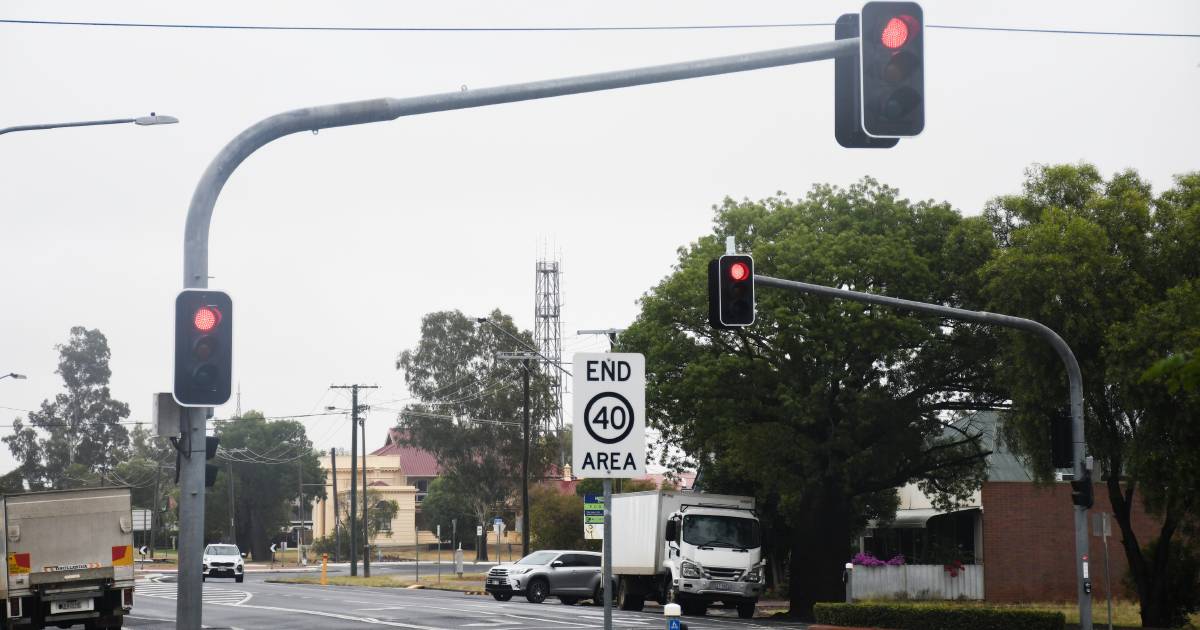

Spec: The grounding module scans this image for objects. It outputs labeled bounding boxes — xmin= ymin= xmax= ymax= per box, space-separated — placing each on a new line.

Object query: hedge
xmin=813 ymin=602 xmax=1065 ymax=630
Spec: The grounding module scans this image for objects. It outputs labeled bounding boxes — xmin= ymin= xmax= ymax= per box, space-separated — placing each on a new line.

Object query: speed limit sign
xmin=572 ymin=353 xmax=645 ymax=478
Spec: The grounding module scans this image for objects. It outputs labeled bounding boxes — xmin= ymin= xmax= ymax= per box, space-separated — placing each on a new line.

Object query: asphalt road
xmin=126 ymin=572 xmax=810 ymax=630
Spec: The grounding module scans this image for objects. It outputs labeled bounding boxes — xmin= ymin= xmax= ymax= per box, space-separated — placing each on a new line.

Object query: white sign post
xmin=573 ymin=352 xmax=645 ymax=630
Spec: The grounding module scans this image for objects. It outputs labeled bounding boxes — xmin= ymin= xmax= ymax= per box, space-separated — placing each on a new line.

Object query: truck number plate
xmin=51 ymin=598 xmax=94 ymax=614
xmin=711 ymin=581 xmax=731 ymax=590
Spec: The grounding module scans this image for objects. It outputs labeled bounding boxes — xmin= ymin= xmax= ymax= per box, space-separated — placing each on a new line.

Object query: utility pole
xmin=331 ymin=447 xmax=340 ymax=563
xmin=362 ymin=416 xmax=370 ymax=577
xmin=150 ymin=464 xmax=162 ymax=559
xmin=331 ymin=384 xmax=376 ymax=577
xmin=297 ymin=460 xmax=304 ymax=564
xmin=496 ymin=352 xmax=537 ymax=554
xmin=228 ymin=461 xmax=236 ymax=545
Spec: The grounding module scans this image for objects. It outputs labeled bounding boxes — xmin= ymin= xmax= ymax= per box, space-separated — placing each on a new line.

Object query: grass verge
xmin=267 ymin=575 xmax=485 ymax=592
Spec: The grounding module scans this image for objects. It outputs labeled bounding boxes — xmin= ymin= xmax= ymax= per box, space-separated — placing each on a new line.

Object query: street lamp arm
xmin=182 ymin=38 xmax=857 ymax=288
xmin=0 ymin=118 xmax=134 ymax=135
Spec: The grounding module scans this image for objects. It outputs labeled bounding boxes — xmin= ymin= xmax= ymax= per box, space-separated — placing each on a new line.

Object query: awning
xmin=871 ymin=506 xmax=980 ymax=530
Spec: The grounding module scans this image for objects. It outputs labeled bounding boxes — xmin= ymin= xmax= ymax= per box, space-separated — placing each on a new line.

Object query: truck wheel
xmin=524 ymin=579 xmax=548 ymax=604
xmin=736 ymin=602 xmax=755 ymax=619
xmin=616 ymin=581 xmax=644 ymax=612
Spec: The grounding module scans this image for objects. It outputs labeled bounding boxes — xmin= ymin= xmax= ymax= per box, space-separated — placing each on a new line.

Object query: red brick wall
xmin=981 ymin=481 xmax=1161 ymax=602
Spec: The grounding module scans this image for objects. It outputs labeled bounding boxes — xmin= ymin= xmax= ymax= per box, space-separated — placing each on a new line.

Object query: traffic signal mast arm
xmin=752 ymin=273 xmax=1093 ymax=630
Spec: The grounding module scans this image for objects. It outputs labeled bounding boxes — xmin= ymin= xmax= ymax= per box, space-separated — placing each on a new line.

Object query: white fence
xmin=851 ymin=564 xmax=984 ymax=600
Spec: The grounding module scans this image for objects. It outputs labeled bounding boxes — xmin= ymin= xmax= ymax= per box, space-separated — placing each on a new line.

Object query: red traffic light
xmin=881 ymin=16 xmax=910 ymax=49
xmin=728 ymin=261 xmax=750 ymax=282
xmin=193 ymin=306 xmax=220 ymax=332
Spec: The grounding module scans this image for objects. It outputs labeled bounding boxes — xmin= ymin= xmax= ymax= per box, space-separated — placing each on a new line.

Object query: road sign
xmin=584 ymin=523 xmax=601 ymax=540
xmin=270 ymin=543 xmax=277 ymax=553
xmin=132 ymin=508 xmax=152 ymax=532
xmin=572 ymin=353 xmax=646 ymax=478
xmin=476 ymin=525 xmax=483 ymax=537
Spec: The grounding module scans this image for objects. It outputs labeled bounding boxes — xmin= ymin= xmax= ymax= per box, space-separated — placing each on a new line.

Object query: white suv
xmin=202 ymin=544 xmax=245 ymax=582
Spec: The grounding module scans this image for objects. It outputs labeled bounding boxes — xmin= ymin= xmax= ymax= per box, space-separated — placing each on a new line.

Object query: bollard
xmin=321 ymin=553 xmax=329 ymax=586
xmin=454 ymin=544 xmax=464 ymax=578
xmin=843 ymin=562 xmax=854 ymax=604
xmin=664 ymin=602 xmax=687 ymax=630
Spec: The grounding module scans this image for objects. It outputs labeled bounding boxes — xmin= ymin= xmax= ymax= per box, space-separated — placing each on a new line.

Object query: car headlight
xmin=680 ymin=561 xmax=703 ymax=579
xmin=509 ymin=567 xmax=531 ymax=575
xmin=203 ymin=564 xmax=208 ymax=570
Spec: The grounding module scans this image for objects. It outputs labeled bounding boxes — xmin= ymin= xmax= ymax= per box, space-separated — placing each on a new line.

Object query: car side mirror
xmin=665 ymin=521 xmax=677 ymax=542
xmin=551 ymin=560 xmax=563 ymax=568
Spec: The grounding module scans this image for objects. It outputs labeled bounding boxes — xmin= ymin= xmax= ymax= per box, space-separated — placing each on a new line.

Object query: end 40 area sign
xmin=572 ymin=353 xmax=646 ymax=478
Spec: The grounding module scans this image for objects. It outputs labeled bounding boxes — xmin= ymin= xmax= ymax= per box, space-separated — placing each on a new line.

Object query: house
xmin=857 ymin=411 xmax=1161 ymax=602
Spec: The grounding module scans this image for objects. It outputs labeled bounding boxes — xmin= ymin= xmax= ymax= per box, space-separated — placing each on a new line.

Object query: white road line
xmin=225 ymin=602 xmax=445 ymax=629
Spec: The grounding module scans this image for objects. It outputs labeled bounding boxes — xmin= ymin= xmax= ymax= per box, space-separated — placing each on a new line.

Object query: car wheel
xmin=559 ymin=596 xmax=578 ymax=606
xmin=235 ymin=574 xmax=244 ymax=583
xmin=736 ymin=602 xmax=755 ymax=619
xmin=492 ymin=592 xmax=512 ymax=602
xmin=524 ymin=579 xmax=548 ymax=604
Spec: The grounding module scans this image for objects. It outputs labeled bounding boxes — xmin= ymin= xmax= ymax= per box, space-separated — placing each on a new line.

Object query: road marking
xmin=137 ymin=579 xmax=252 ymax=606
xmin=226 ymin=602 xmax=445 ymax=629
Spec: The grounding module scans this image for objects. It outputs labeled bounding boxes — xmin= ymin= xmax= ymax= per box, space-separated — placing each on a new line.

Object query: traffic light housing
xmin=860 ymin=2 xmax=925 ymax=137
xmin=173 ymin=289 xmax=233 ymax=407
xmin=835 ymin=13 xmax=899 ymax=149
xmin=1070 ymin=469 xmax=1094 ymax=509
xmin=708 ymin=255 xmax=755 ymax=328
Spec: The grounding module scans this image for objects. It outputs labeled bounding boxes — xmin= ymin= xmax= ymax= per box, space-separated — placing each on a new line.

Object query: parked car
xmin=202 ymin=544 xmax=245 ymax=582
xmin=485 ymin=550 xmax=610 ymax=604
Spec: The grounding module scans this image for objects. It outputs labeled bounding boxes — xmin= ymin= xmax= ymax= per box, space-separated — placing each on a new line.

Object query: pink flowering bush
xmin=851 ymin=552 xmax=907 ymax=567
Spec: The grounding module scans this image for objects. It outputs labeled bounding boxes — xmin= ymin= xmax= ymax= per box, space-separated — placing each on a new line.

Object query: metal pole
xmin=1103 ymin=513 xmax=1113 ymax=630
xmin=754 ymin=274 xmax=1093 ymax=630
xmin=150 ymin=464 xmax=161 ymax=559
xmin=416 ymin=526 xmax=420 ymax=583
xmin=603 ymin=479 xmax=613 ymax=630
xmin=298 ymin=460 xmax=304 ymax=565
xmin=522 ymin=360 xmax=531 ymax=555
xmin=331 ymin=447 xmax=340 ymax=563
xmin=362 ymin=417 xmax=370 ymax=578
xmin=350 ymin=388 xmax=359 ymax=576
xmin=176 ymin=407 xmax=207 ymax=629
xmin=179 ymin=37 xmax=855 ymax=630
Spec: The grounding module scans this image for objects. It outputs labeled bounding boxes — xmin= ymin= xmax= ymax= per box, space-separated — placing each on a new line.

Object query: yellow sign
xmin=7 ymin=552 xmax=31 ymax=575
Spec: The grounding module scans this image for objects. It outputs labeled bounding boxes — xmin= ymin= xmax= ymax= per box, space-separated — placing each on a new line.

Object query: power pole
xmin=496 ymin=352 xmax=537 ymax=555
xmin=298 ymin=460 xmax=304 ymax=564
xmin=331 ymin=447 xmax=340 ymax=563
xmin=228 ymin=461 xmax=236 ymax=545
xmin=361 ymin=416 xmax=370 ymax=577
xmin=150 ymin=464 xmax=162 ymax=558
xmin=331 ymin=384 xmax=376 ymax=577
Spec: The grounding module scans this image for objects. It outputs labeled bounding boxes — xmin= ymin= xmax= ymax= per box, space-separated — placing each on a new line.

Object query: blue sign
xmin=493 ymin=517 xmax=504 ymax=526
xmin=669 ymin=619 xmax=682 ymax=630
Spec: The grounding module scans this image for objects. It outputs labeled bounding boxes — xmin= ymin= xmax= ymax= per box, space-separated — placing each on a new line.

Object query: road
xmin=126 ymin=572 xmax=810 ymax=629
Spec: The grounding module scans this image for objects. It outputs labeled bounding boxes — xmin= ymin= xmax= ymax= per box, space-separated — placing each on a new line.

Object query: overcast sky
xmin=1 ymin=1 xmax=1197 ymax=472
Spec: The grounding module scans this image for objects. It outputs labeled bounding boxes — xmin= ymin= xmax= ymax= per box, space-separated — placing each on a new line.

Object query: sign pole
xmin=603 ymin=478 xmax=613 ymax=630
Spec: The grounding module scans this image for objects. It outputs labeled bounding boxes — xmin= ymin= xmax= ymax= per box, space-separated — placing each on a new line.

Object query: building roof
xmin=368 ymin=480 xmax=390 ymax=487
xmin=371 ymin=429 xmax=442 ymax=477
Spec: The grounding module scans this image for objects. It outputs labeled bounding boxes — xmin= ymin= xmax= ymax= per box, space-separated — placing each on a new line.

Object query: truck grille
xmin=705 ymin=567 xmax=743 ymax=581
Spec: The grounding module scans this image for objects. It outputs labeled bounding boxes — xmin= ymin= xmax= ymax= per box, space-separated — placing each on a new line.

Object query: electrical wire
xmin=0 ymin=18 xmax=1194 ymax=38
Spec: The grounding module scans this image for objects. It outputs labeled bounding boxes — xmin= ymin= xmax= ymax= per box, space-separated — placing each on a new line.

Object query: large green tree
xmin=393 ymin=309 xmax=559 ymax=561
xmin=620 ymin=180 xmax=1001 ymax=618
xmin=3 ymin=327 xmax=131 ymax=489
xmin=981 ymin=165 xmax=1200 ymax=627
xmin=203 ymin=411 xmax=325 ymax=560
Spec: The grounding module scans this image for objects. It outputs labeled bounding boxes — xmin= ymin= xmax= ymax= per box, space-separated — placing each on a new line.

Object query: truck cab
xmin=663 ymin=505 xmax=764 ymax=617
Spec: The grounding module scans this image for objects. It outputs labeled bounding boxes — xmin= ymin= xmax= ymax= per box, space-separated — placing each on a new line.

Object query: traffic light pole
xmin=180 ymin=34 xmax=858 ymax=630
xmin=754 ymin=274 xmax=1092 ymax=630
xmin=176 ymin=407 xmax=207 ymax=628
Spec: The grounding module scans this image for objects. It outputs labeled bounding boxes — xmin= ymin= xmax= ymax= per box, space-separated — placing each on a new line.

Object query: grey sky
xmin=2 ymin=1 xmax=1197 ymax=471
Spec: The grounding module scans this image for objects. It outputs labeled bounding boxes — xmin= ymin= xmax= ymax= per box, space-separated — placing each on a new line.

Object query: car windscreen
xmin=517 ymin=550 xmax=558 ymax=565
xmin=206 ymin=546 xmax=240 ymax=556
xmin=682 ymin=514 xmax=761 ymax=549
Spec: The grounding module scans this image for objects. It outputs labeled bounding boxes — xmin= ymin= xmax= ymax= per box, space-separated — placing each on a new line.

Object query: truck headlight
xmin=681 ymin=561 xmax=703 ymax=579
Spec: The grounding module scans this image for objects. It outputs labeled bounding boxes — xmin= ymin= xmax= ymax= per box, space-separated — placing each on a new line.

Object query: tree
xmin=203 ymin=411 xmax=325 ymax=561
xmin=3 ymin=327 xmax=131 ymax=489
xmin=980 ymin=165 xmax=1200 ymax=627
xmin=529 ymin=485 xmax=594 ymax=552
xmin=393 ymin=309 xmax=560 ymax=561
xmin=313 ymin=489 xmax=398 ymax=558
xmin=419 ymin=476 xmax=479 ymax=547
xmin=620 ymin=180 xmax=1000 ymax=618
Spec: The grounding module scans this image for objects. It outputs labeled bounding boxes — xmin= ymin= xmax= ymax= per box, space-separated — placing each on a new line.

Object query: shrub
xmin=813 ymin=602 xmax=1065 ymax=630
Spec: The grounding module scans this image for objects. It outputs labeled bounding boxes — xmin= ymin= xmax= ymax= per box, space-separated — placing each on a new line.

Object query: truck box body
xmin=3 ymin=487 xmax=135 ymax=629
xmin=611 ymin=490 xmax=755 ymax=575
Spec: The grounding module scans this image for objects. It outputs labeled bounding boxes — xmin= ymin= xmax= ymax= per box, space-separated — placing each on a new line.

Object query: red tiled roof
xmin=368 ymin=481 xmax=390 ymax=487
xmin=372 ymin=429 xmax=442 ymax=477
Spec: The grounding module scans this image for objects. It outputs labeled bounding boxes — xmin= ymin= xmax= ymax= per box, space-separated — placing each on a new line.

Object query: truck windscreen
xmin=682 ymin=515 xmax=761 ymax=550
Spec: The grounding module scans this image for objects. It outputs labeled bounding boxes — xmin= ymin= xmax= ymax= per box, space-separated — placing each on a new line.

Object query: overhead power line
xmin=0 ymin=18 xmax=1195 ymax=38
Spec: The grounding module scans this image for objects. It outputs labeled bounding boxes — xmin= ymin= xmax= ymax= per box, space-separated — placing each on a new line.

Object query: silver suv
xmin=486 ymin=550 xmax=607 ymax=604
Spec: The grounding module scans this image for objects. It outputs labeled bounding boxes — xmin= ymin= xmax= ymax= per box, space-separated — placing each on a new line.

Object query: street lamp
xmin=0 ymin=112 xmax=178 ymax=136
xmin=1 ymin=373 xmax=27 ymax=381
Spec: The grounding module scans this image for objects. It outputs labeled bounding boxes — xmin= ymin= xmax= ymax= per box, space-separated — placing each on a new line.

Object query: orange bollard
xmin=321 ymin=553 xmax=329 ymax=586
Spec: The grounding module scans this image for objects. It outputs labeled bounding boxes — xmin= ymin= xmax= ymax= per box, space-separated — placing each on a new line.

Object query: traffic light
xmin=173 ymin=289 xmax=233 ymax=407
xmin=860 ymin=2 xmax=925 ymax=137
xmin=1070 ymin=469 xmax=1094 ymax=509
xmin=835 ymin=13 xmax=899 ymax=149
xmin=708 ymin=255 xmax=755 ymax=328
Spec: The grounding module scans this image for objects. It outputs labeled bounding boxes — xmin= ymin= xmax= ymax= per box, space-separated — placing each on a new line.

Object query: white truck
xmin=610 ymin=490 xmax=764 ymax=619
xmin=2 ymin=487 xmax=135 ymax=629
